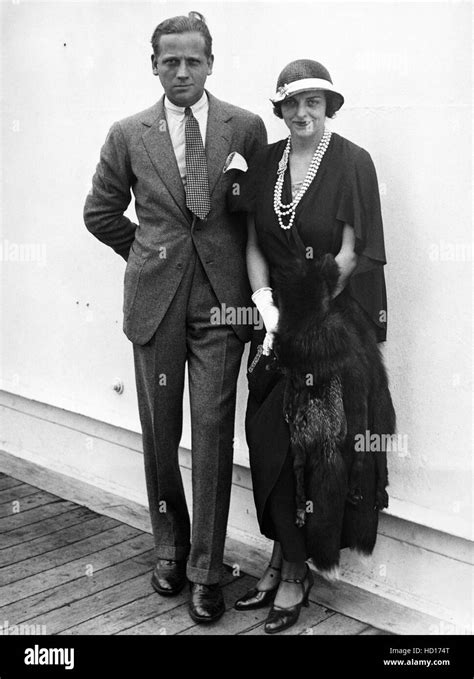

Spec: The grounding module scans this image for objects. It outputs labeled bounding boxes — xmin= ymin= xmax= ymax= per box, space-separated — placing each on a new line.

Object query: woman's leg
xmin=264 ymin=555 xmax=313 ymax=633
xmin=266 ymin=452 xmax=310 ymax=606
xmin=275 ymin=558 xmax=309 ymax=607
xmin=255 ymin=542 xmax=282 ymax=591
xmin=266 ymin=452 xmax=307 ymax=562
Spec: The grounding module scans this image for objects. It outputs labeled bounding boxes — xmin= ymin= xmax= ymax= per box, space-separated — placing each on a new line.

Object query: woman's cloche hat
xmin=271 ymin=59 xmax=344 ymax=111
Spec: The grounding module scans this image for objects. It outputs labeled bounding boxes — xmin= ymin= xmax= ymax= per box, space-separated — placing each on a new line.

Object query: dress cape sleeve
xmin=336 ymin=147 xmax=388 ymax=342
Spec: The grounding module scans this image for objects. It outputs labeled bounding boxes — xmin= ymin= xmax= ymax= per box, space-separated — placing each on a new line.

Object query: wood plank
xmin=0 ymin=532 xmax=154 ymax=606
xmin=60 ymin=590 xmax=185 ymax=635
xmin=0 ymin=549 xmax=156 ymax=624
xmin=117 ymin=600 xmax=196 ymax=636
xmin=35 ymin=573 xmax=160 ymax=634
xmin=0 ymin=515 xmax=122 ymax=571
xmin=0 ymin=446 xmax=152 ymax=536
xmin=308 ymin=573 xmax=445 ymax=635
xmin=0 ymin=506 xmax=96 ymax=550
xmin=0 ymin=483 xmax=40 ymax=505
xmin=60 ymin=568 xmax=238 ymax=635
xmin=242 ymin=602 xmax=338 ymax=636
xmin=116 ymin=572 xmax=251 ymax=636
xmin=0 ymin=492 xmax=72 ymax=528
xmin=0 ymin=476 xmax=24 ymax=491
xmin=359 ymin=626 xmax=392 ymax=635
xmin=300 ymin=612 xmax=370 ymax=635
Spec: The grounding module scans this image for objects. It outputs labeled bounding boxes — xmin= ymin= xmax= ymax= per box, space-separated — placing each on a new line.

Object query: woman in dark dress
xmin=232 ymin=60 xmax=390 ymax=633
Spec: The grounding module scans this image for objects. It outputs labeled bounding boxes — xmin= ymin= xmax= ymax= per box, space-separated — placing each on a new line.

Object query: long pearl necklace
xmin=273 ymin=128 xmax=332 ymax=230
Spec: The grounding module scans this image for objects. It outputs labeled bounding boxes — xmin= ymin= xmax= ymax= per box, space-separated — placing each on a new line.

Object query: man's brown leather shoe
xmin=151 ymin=559 xmax=187 ymax=596
xmin=189 ymin=583 xmax=225 ymax=624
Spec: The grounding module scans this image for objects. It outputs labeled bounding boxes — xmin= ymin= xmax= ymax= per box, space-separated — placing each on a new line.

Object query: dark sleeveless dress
xmin=229 ymin=132 xmax=389 ymax=563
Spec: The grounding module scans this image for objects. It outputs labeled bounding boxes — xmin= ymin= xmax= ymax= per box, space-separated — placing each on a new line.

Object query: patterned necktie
xmin=184 ymin=106 xmax=211 ymax=219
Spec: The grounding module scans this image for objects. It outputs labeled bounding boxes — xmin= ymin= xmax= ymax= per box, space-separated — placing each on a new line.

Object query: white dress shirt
xmin=164 ymin=91 xmax=209 ymax=186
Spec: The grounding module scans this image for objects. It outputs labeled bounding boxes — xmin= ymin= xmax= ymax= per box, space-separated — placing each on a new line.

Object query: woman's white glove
xmin=251 ymin=287 xmax=279 ymax=356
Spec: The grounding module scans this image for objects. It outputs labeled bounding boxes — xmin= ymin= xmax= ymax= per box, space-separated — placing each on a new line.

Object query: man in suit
xmin=84 ymin=12 xmax=267 ymax=624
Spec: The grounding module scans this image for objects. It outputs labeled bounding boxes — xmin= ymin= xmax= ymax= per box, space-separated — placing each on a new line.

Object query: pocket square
xmin=223 ymin=151 xmax=248 ymax=173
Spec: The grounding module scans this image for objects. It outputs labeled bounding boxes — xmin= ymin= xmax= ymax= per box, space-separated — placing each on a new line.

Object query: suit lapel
xmin=205 ymin=92 xmax=233 ymax=197
xmin=140 ymin=98 xmax=191 ymax=223
xmin=140 ymin=93 xmax=233 ymax=220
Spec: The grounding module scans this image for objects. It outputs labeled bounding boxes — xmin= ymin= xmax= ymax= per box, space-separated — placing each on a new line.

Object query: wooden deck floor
xmin=0 ymin=472 xmax=389 ymax=636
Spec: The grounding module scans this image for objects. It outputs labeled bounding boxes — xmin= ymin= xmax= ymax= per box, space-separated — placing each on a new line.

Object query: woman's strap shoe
xmin=234 ymin=565 xmax=281 ymax=611
xmin=234 ymin=586 xmax=277 ymax=611
xmin=264 ymin=566 xmax=314 ymax=634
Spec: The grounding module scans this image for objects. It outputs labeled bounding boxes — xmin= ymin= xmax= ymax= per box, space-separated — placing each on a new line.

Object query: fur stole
xmin=273 ymin=253 xmax=396 ymax=573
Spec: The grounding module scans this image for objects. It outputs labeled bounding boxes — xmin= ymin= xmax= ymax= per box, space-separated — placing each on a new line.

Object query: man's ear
xmin=151 ymin=53 xmax=159 ymax=76
xmin=207 ymin=54 xmax=214 ymax=76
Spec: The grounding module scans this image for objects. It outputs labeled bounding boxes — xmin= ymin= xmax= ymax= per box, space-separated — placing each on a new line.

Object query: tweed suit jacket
xmin=84 ymin=91 xmax=267 ymax=345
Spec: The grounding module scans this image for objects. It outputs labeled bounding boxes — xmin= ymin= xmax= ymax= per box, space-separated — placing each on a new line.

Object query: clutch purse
xmin=247 ymin=344 xmax=282 ymax=404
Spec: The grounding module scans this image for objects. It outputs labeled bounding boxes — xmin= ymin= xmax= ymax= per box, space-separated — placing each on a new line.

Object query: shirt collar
xmin=164 ymin=91 xmax=208 ymax=117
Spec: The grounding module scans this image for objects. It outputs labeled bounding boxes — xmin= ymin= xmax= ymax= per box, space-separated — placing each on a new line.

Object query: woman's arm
xmin=246 ymin=214 xmax=270 ymax=291
xmin=333 ymin=223 xmax=359 ymax=298
xmin=246 ymin=215 xmax=279 ymax=354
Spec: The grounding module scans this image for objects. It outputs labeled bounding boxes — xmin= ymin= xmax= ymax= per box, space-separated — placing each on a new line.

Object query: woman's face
xmin=281 ymin=90 xmax=327 ymax=142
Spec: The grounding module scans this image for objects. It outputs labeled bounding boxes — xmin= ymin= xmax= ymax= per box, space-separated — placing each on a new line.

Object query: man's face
xmin=151 ymin=32 xmax=213 ymax=107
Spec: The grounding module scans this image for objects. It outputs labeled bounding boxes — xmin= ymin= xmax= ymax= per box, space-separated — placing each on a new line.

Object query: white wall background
xmin=1 ymin=1 xmax=472 ymax=538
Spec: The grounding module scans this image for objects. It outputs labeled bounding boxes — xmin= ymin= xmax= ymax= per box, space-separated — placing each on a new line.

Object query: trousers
xmin=133 ymin=248 xmax=244 ymax=584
